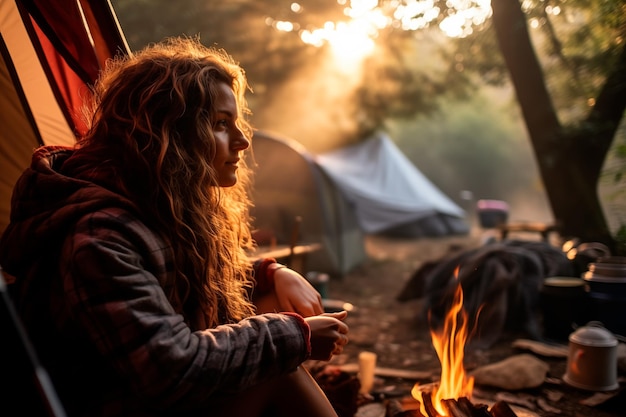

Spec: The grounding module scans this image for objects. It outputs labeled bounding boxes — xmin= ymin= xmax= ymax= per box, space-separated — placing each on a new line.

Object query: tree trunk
xmin=490 ymin=0 xmax=626 ymax=248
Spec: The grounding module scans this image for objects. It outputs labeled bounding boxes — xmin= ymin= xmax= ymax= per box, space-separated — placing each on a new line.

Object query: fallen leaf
xmin=537 ymin=397 xmax=561 ymax=414
xmin=543 ymin=388 xmax=564 ymax=402
xmin=579 ymin=391 xmax=619 ymax=407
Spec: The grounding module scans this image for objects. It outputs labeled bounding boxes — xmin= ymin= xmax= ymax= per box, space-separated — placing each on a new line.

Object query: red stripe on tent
xmin=16 ymin=0 xmax=130 ymax=139
xmin=79 ymin=0 xmax=130 ymax=67
xmin=22 ymin=0 xmax=100 ymax=82
xmin=32 ymin=17 xmax=90 ymax=137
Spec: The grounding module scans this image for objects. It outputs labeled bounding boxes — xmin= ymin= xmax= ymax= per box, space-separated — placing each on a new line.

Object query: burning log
xmin=442 ymin=397 xmax=491 ymax=417
xmin=386 ymin=399 xmax=419 ymax=417
xmin=441 ymin=398 xmax=469 ymax=417
xmin=435 ymin=397 xmax=489 ymax=417
xmin=457 ymin=398 xmax=490 ymax=417
xmin=400 ymin=395 xmax=519 ymax=417
xmin=393 ymin=277 xmax=522 ymax=417
xmin=421 ymin=391 xmax=443 ymax=417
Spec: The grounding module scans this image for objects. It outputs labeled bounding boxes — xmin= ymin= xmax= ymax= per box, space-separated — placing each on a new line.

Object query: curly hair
xmin=70 ymin=37 xmax=256 ymax=328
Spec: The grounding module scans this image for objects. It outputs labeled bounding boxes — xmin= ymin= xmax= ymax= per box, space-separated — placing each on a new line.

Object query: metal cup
xmin=563 ymin=321 xmax=619 ymax=391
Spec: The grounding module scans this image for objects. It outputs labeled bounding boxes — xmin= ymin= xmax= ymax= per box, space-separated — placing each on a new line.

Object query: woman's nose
xmin=232 ymin=127 xmax=250 ymax=150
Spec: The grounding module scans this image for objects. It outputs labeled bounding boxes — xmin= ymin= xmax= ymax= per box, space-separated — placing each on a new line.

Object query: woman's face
xmin=211 ymin=82 xmax=250 ymax=187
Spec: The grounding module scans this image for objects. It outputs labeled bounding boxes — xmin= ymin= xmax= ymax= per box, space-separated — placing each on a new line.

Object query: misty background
xmin=109 ymin=0 xmax=624 ymax=231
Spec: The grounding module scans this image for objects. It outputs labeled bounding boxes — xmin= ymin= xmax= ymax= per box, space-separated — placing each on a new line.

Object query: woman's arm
xmin=62 ymin=209 xmax=311 ymax=410
xmin=253 ymin=259 xmax=324 ymax=317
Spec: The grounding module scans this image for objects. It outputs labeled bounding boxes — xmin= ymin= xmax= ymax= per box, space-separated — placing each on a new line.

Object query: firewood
xmin=420 ymin=391 xmax=443 ymax=417
xmin=455 ymin=397 xmax=475 ymax=416
xmin=386 ymin=399 xmax=423 ymax=417
xmin=441 ymin=398 xmax=471 ymax=417
xmin=457 ymin=397 xmax=491 ymax=417
xmin=490 ymin=401 xmax=518 ymax=417
xmin=399 ymin=394 xmax=422 ymax=410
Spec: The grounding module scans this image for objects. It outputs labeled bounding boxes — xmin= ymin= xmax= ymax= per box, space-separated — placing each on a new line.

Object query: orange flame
xmin=412 ymin=276 xmax=475 ymax=416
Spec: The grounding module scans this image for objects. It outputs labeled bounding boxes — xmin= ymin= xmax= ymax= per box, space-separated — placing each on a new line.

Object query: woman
xmin=0 ymin=37 xmax=348 ymax=416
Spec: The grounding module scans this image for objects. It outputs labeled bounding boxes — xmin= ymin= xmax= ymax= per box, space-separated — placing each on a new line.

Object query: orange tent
xmin=0 ymin=0 xmax=129 ymax=233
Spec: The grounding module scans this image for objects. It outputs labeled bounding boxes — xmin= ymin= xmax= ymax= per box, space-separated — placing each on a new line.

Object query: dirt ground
xmin=321 ymin=233 xmax=626 ymax=417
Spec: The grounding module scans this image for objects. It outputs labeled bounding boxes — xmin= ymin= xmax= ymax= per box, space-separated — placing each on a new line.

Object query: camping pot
xmin=583 ymin=256 xmax=626 ymax=336
xmin=563 ymin=321 xmax=618 ymax=391
xmin=540 ymin=277 xmax=587 ymax=342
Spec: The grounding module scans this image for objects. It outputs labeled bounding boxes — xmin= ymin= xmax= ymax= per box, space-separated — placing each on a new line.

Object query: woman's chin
xmin=218 ymin=177 xmax=238 ymax=187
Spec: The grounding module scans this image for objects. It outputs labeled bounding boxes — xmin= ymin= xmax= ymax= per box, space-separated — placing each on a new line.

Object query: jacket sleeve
xmin=252 ymin=256 xmax=278 ymax=293
xmin=61 ymin=209 xmax=310 ymax=411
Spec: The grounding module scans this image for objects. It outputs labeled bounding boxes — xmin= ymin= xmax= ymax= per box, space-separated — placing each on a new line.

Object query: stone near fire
xmin=355 ymin=402 xmax=386 ymax=417
xmin=470 ymin=354 xmax=549 ymax=390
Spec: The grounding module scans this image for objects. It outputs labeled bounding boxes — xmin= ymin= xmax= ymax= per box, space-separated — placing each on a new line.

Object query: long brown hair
xmin=68 ymin=37 xmax=256 ymax=328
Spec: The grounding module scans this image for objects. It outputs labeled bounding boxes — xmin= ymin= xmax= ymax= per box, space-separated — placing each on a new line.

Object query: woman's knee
xmin=208 ymin=367 xmax=336 ymax=417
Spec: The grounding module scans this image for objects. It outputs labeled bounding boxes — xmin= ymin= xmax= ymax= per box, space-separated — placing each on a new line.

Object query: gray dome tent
xmin=315 ymin=132 xmax=469 ymax=238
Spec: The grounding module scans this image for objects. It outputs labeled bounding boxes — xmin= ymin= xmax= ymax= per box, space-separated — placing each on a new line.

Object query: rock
xmin=355 ymin=402 xmax=386 ymax=417
xmin=470 ymin=354 xmax=549 ymax=390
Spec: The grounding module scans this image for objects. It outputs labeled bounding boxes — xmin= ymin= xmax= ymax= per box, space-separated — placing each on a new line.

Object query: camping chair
xmin=0 ymin=268 xmax=67 ymax=417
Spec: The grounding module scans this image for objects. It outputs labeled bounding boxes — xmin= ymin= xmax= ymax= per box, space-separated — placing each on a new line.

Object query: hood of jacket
xmin=0 ymin=146 xmax=138 ymax=279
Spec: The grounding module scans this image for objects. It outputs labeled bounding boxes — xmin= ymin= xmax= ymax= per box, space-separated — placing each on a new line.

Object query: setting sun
xmin=269 ymin=0 xmax=493 ymax=59
xmin=328 ymin=22 xmax=375 ymax=59
xmin=301 ymin=20 xmax=376 ymax=64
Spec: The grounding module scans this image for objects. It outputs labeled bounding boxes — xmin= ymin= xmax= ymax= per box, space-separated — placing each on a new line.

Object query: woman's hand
xmin=272 ymin=265 xmax=324 ymax=317
xmin=305 ymin=311 xmax=349 ymax=361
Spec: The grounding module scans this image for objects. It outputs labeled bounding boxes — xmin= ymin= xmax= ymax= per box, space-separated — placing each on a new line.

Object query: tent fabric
xmin=0 ymin=0 xmax=129 ymax=234
xmin=26 ymin=0 xmax=130 ymax=137
xmin=315 ymin=132 xmax=469 ymax=237
xmin=248 ymin=131 xmax=367 ymax=276
xmin=0 ymin=35 xmax=41 ymax=234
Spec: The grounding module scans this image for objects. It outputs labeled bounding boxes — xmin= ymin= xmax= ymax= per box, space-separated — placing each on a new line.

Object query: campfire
xmin=409 ymin=283 xmax=519 ymax=417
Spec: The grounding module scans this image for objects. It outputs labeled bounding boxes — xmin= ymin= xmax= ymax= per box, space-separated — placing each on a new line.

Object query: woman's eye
xmin=214 ymin=119 xmax=228 ymax=129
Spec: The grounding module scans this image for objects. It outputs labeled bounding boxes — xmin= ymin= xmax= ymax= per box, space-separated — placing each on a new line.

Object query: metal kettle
xmin=563 ymin=321 xmax=619 ymax=391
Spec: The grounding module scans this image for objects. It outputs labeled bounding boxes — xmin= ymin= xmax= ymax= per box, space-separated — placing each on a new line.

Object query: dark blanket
xmin=397 ymin=240 xmax=576 ymax=349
